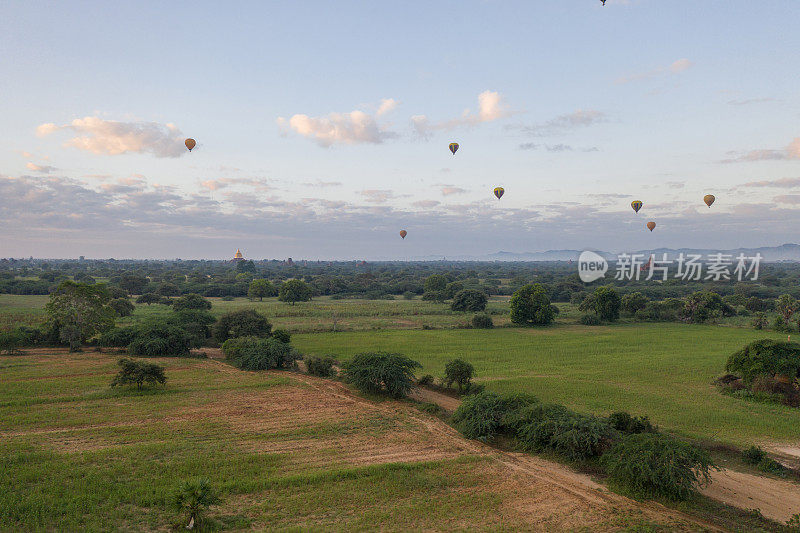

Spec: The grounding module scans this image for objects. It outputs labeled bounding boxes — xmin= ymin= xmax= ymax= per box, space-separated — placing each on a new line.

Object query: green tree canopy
xmin=248 ymin=279 xmax=276 ymax=301
xmin=45 ymin=281 xmax=115 ymax=351
xmin=451 ymin=289 xmax=488 ymax=312
xmin=509 ymin=284 xmax=555 ymax=326
xmin=278 ymin=279 xmax=313 ymax=305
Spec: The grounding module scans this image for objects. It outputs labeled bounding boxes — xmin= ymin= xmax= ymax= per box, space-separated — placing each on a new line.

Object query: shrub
xmin=608 ymin=411 xmax=656 ymax=434
xmin=590 ymin=286 xmax=621 ymax=322
xmin=621 ymin=292 xmax=649 ymax=316
xmin=172 ymin=293 xmax=212 ymax=311
xmin=110 ymin=358 xmax=166 ymax=390
xmin=516 ymin=404 xmax=576 ymax=452
xmin=443 ymin=359 xmax=475 ymax=392
xmin=601 ymin=433 xmax=714 ymax=500
xmin=510 ymin=284 xmax=555 ymax=326
xmin=109 ymin=297 xmax=135 ymax=317
xmin=452 ymin=392 xmax=506 ymax=441
xmin=579 ymin=313 xmax=601 ymax=326
xmin=271 ymin=328 xmax=291 ymax=344
xmin=549 ymin=415 xmax=616 ymax=461
xmin=98 ymin=325 xmax=140 ymax=348
xmin=220 ymin=295 xmax=235 ymax=301
xmin=128 ymin=323 xmax=194 ymax=357
xmin=173 ymin=479 xmax=221 ymax=530
xmin=403 ymin=291 xmax=416 ymax=300
xmin=726 ymin=339 xmax=800 ymax=385
xmin=167 ymin=310 xmax=216 ymax=347
xmin=421 ymin=290 xmax=448 ymax=302
xmin=305 ymin=355 xmax=336 ymax=377
xmin=741 ymin=445 xmax=767 ymax=465
xmin=752 ymin=312 xmax=768 ymax=330
xmin=222 ymin=336 xmax=300 ymax=371
xmin=342 ymin=352 xmax=421 ymax=398
xmin=213 ymin=310 xmax=272 ymax=342
xmin=472 ymin=313 xmax=494 ymax=329
xmin=417 ymin=374 xmax=435 ymax=387
xmin=0 ymin=330 xmax=24 ymax=355
xmin=451 ymin=289 xmax=488 ymax=312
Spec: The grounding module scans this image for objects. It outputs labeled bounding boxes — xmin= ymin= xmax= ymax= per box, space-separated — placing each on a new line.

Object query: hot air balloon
xmin=703 ymin=194 xmax=715 ymax=208
xmin=185 ymin=138 xmax=196 ymax=151
xmin=646 ymin=221 xmax=656 ymax=232
xmin=399 ymin=230 xmax=407 ymax=239
xmin=631 ymin=200 xmax=643 ymax=213
xmin=494 ymin=187 xmax=504 ymax=200
xmin=449 ymin=142 xmax=459 ymax=155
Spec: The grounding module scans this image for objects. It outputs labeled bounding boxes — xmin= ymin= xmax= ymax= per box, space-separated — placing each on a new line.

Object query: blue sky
xmin=2 ymin=1 xmax=799 ymax=259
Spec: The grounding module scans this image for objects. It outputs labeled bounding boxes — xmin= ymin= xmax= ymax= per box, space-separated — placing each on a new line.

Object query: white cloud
xmin=376 ymin=98 xmax=399 ymax=117
xmin=199 ymin=177 xmax=273 ymax=191
xmin=440 ymin=186 xmax=467 ymax=196
xmin=411 ymin=90 xmax=512 ymax=136
xmin=302 ymin=180 xmax=342 ymax=188
xmin=517 ymin=110 xmax=607 ymax=137
xmin=360 ymin=189 xmax=396 ymax=203
xmin=36 ymin=116 xmax=187 ymax=157
xmin=25 ymin=162 xmax=57 ymax=174
xmin=278 ymin=99 xmax=399 ymax=147
xmin=743 ymin=177 xmax=800 ymax=188
xmin=721 ymin=138 xmax=800 ymax=163
xmin=615 ymin=58 xmax=693 ymax=84
xmin=412 ymin=200 xmax=440 ymax=208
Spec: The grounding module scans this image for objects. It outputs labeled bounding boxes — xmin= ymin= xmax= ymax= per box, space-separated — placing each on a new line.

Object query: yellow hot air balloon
xmin=399 ymin=230 xmax=407 ymax=239
xmin=185 ymin=138 xmax=196 ymax=151
xmin=631 ymin=200 xmax=643 ymax=213
xmin=493 ymin=187 xmax=504 ymax=200
xmin=449 ymin=142 xmax=459 ymax=155
xmin=646 ymin=221 xmax=656 ymax=232
xmin=704 ymin=194 xmax=715 ymax=208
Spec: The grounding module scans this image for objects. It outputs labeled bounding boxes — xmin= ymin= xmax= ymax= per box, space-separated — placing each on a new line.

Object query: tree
xmin=726 ymin=339 xmax=800 ymax=384
xmin=278 ymin=279 xmax=312 ymax=305
xmin=172 ymin=293 xmax=212 ymax=311
xmin=156 ymin=282 xmax=181 ymax=297
xmin=213 ymin=309 xmax=272 ymax=342
xmin=136 ymin=293 xmax=165 ymax=305
xmin=110 ymin=358 xmax=166 ymax=390
xmin=343 ymin=352 xmax=421 ymax=398
xmin=451 ymin=289 xmax=488 ymax=312
xmin=592 ymin=286 xmax=621 ymax=322
xmin=443 ymin=359 xmax=475 ymax=392
xmin=509 ymin=284 xmax=555 ymax=326
xmin=776 ymin=294 xmax=798 ymax=323
xmin=45 ymin=281 xmax=115 ymax=351
xmin=119 ymin=273 xmax=148 ymax=295
xmin=621 ymin=292 xmax=648 ymax=316
xmin=235 ymin=259 xmax=256 ymax=273
xmin=109 ymin=297 xmax=135 ymax=317
xmin=248 ymin=279 xmax=275 ymax=301
xmin=681 ymin=290 xmax=734 ymax=323
xmin=222 ymin=336 xmax=300 ymax=370
xmin=128 ymin=323 xmax=194 ymax=357
xmin=424 ymin=274 xmax=448 ymax=293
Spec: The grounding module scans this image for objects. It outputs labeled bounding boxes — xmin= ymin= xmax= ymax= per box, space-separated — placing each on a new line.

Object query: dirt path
xmin=289 ymin=374 xmax=716 ymax=531
xmin=411 ymin=387 xmax=800 ymax=524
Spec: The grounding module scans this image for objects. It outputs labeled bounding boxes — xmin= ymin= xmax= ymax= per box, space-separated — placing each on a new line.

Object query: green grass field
xmin=293 ymin=324 xmax=799 ymax=447
xmin=1 ymin=350 xmax=688 ymax=532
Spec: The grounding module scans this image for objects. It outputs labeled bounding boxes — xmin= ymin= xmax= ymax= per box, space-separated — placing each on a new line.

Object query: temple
xmin=233 ymin=249 xmax=244 ymax=262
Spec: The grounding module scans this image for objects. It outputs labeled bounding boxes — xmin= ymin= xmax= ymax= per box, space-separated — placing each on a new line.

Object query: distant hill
xmin=430 ymin=243 xmax=800 ymax=262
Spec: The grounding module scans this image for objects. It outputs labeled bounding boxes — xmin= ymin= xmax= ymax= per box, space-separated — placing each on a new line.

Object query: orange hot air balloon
xmin=449 ymin=142 xmax=459 ymax=155
xmin=646 ymin=221 xmax=656 ymax=232
xmin=703 ymin=194 xmax=715 ymax=208
xmin=399 ymin=230 xmax=407 ymax=239
xmin=631 ymin=200 xmax=643 ymax=213
xmin=185 ymin=138 xmax=196 ymax=151
xmin=493 ymin=187 xmax=504 ymax=200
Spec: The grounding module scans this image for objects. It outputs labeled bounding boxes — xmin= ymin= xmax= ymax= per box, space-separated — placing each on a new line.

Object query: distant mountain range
xmin=416 ymin=244 xmax=800 ymax=262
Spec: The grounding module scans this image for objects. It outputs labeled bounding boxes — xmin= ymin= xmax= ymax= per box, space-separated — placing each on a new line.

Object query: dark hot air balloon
xmin=399 ymin=230 xmax=407 ymax=239
xmin=631 ymin=200 xmax=643 ymax=213
xmin=493 ymin=187 xmax=504 ymax=200
xmin=646 ymin=221 xmax=656 ymax=232
xmin=449 ymin=143 xmax=459 ymax=155
xmin=185 ymin=138 xmax=196 ymax=151
xmin=704 ymin=194 xmax=715 ymax=208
